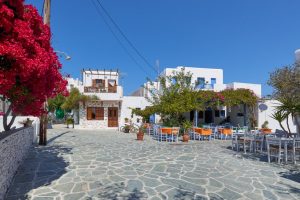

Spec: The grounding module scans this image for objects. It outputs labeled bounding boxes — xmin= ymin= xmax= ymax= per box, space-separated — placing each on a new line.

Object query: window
xmin=87 ymin=107 xmax=104 ymax=120
xmin=198 ymin=111 xmax=204 ymax=119
xmin=215 ymin=110 xmax=220 ymax=117
xmin=220 ymin=110 xmax=225 ymax=118
xmin=211 ymin=78 xmax=216 ymax=84
xmin=197 ymin=77 xmax=205 ymax=88
xmin=93 ymin=79 xmax=105 ymax=88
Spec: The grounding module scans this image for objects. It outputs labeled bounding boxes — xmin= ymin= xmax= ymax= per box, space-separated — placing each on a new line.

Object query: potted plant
xmin=124 ymin=124 xmax=131 ymax=133
xmin=66 ymin=118 xmax=74 ymax=128
xmin=124 ymin=117 xmax=129 ymax=123
xmin=261 ymin=120 xmax=272 ymax=133
xmin=182 ymin=120 xmax=192 ymax=142
xmin=137 ymin=125 xmax=145 ymax=141
xmin=19 ymin=118 xmax=33 ymax=127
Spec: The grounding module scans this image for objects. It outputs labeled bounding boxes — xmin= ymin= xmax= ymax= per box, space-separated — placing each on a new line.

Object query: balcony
xmin=83 ymin=86 xmax=123 ymax=101
xmin=84 ymin=86 xmax=117 ymax=93
xmin=197 ymin=84 xmax=214 ymax=90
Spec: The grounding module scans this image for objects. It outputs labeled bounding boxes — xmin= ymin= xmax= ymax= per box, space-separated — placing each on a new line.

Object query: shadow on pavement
xmin=5 ymin=144 xmax=72 ymax=200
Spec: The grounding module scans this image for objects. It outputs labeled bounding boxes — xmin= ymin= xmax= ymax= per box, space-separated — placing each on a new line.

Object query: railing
xmin=197 ymin=84 xmax=214 ymax=90
xmin=84 ymin=86 xmax=117 ymax=93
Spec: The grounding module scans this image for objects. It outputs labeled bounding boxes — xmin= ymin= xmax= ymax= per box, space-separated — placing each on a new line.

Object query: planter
xmin=182 ymin=134 xmax=189 ymax=142
xmin=137 ymin=132 xmax=144 ymax=140
xmin=260 ymin=128 xmax=272 ymax=134
xmin=124 ymin=128 xmax=130 ymax=133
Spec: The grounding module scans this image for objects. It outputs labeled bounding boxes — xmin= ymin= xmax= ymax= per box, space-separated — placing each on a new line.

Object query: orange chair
xmin=160 ymin=128 xmax=173 ymax=142
xmin=200 ymin=128 xmax=212 ymax=140
xmin=192 ymin=127 xmax=202 ymax=140
xmin=220 ymin=128 xmax=232 ymax=140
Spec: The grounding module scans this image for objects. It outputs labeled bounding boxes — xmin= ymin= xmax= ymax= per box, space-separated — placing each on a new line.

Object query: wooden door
xmin=108 ymin=107 xmax=118 ymax=127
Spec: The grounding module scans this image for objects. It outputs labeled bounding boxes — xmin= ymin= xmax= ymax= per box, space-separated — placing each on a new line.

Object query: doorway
xmin=108 ymin=107 xmax=118 ymax=127
xmin=204 ymin=110 xmax=213 ymax=124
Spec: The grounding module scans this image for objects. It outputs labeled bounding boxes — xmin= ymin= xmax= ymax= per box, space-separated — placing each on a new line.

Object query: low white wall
xmin=0 ymin=116 xmax=40 ymax=143
xmin=258 ymin=100 xmax=297 ymax=133
xmin=0 ymin=127 xmax=34 ymax=199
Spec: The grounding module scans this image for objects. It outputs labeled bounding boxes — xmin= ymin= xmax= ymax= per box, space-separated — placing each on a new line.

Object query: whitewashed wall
xmin=258 ymin=100 xmax=297 ymax=133
xmin=226 ymin=82 xmax=262 ymax=98
xmin=161 ymin=66 xmax=224 ymax=87
xmin=120 ymin=96 xmax=151 ymax=127
xmin=0 ymin=116 xmax=39 ymax=143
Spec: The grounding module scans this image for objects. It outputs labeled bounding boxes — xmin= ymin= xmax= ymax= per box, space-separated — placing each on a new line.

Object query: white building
xmin=66 ymin=69 xmax=150 ymax=129
xmin=133 ymin=66 xmax=261 ymax=126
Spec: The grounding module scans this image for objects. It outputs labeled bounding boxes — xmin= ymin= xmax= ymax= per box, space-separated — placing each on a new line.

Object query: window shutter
xmin=92 ymin=79 xmax=96 ymax=87
xmin=96 ymin=107 xmax=104 ymax=120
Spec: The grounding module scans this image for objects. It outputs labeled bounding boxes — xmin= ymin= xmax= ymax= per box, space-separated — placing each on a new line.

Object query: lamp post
xmin=55 ymin=51 xmax=71 ymax=61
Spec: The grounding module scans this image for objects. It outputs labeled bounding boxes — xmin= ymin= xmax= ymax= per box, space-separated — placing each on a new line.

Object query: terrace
xmin=6 ymin=127 xmax=300 ymax=199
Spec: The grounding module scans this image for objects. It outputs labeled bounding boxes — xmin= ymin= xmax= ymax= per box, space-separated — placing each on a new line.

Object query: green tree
xmin=268 ymin=64 xmax=300 ymax=134
xmin=47 ymin=94 xmax=66 ymax=112
xmin=61 ymin=88 xmax=98 ymax=111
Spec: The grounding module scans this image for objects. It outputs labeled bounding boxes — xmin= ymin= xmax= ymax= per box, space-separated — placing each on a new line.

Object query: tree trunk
xmin=286 ymin=117 xmax=292 ymax=138
xmin=3 ymin=104 xmax=17 ymax=131
xmin=279 ymin=121 xmax=288 ymax=134
xmin=39 ymin=113 xmax=47 ymax=145
xmin=293 ymin=113 xmax=300 ymax=135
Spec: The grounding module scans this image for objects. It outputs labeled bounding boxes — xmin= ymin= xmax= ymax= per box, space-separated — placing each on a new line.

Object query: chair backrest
xmin=294 ymin=138 xmax=300 ymax=149
xmin=161 ymin=127 xmax=172 ymax=134
xmin=193 ymin=127 xmax=202 ymax=134
xmin=172 ymin=127 xmax=180 ymax=135
xmin=266 ymin=137 xmax=282 ymax=146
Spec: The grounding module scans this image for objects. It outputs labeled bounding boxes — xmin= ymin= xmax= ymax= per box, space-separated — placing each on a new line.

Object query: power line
xmin=94 ymin=0 xmax=158 ymax=74
xmin=90 ymin=0 xmax=151 ymax=77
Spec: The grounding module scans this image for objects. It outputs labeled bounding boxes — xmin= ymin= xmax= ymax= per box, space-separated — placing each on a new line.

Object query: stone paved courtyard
xmin=5 ymin=127 xmax=300 ymax=200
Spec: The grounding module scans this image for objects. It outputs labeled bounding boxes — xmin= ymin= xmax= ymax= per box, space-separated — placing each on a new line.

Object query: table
xmin=267 ymin=137 xmax=293 ymax=163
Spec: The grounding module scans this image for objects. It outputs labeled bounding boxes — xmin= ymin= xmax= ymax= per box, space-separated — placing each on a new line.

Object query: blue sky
xmin=26 ymin=0 xmax=300 ymax=95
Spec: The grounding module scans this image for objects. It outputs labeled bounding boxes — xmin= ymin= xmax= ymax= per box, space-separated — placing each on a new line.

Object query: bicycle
xmin=119 ymin=122 xmax=139 ymax=133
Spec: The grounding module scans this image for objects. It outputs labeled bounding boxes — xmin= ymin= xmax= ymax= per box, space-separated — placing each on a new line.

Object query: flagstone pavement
xmin=5 ymin=127 xmax=300 ymax=200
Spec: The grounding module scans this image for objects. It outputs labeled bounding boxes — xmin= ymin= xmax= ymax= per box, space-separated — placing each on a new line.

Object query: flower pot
xmin=182 ymin=134 xmax=189 ymax=142
xmin=124 ymin=128 xmax=130 ymax=133
xmin=137 ymin=132 xmax=144 ymax=141
xmin=260 ymin=128 xmax=272 ymax=134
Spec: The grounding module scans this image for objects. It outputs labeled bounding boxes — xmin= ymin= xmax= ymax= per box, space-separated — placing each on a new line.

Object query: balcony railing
xmin=84 ymin=86 xmax=117 ymax=93
xmin=197 ymin=84 xmax=214 ymax=90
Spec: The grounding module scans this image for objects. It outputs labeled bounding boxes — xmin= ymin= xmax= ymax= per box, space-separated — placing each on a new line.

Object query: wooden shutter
xmin=87 ymin=107 xmax=93 ymax=120
xmin=92 ymin=79 xmax=96 ymax=87
xmin=96 ymin=107 xmax=104 ymax=120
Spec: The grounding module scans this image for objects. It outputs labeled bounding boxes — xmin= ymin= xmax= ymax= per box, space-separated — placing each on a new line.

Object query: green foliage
xmin=66 ymin=118 xmax=74 ymax=125
xmin=182 ymin=120 xmax=193 ymax=132
xmin=270 ymin=110 xmax=288 ymax=133
xmin=221 ymin=89 xmax=258 ymax=107
xmin=61 ymin=88 xmax=99 ymax=110
xmin=261 ymin=121 xmax=269 ymax=129
xmin=136 ymin=68 xmax=258 ymax=128
xmin=47 ymin=93 xmax=66 ymax=112
xmin=268 ymin=64 xmax=300 ymax=103
xmin=268 ymin=64 xmax=300 ymax=133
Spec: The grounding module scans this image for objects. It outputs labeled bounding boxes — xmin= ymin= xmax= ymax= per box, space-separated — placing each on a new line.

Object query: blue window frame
xmin=197 ymin=77 xmax=205 ymax=89
xmin=211 ymin=78 xmax=216 ymax=84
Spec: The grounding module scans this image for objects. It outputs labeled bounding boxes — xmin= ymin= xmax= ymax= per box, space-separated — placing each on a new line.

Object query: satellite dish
xmin=259 ymin=103 xmax=268 ymax=111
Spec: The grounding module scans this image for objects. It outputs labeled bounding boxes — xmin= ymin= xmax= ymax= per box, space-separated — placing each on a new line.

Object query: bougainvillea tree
xmin=0 ymin=0 xmax=67 ymax=131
